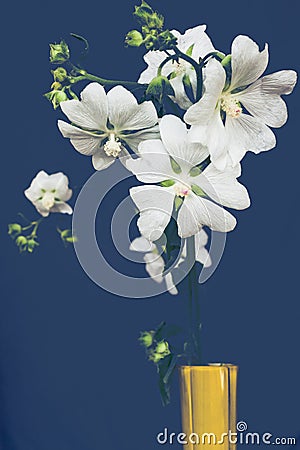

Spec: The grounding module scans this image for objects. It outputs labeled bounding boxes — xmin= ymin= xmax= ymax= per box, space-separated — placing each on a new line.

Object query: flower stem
xmin=70 ymin=68 xmax=147 ymax=90
xmin=186 ymin=236 xmax=202 ymax=365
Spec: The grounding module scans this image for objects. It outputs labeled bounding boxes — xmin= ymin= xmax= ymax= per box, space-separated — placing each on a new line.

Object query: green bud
xmin=134 ymin=1 xmax=164 ymax=29
xmin=155 ymin=30 xmax=177 ymax=51
xmin=26 ymin=239 xmax=39 ymax=253
xmin=139 ymin=331 xmax=154 ymax=348
xmin=52 ymin=67 xmax=68 ymax=82
xmin=125 ymin=30 xmax=144 ymax=47
xmin=156 ymin=340 xmax=169 ymax=354
xmin=16 ymin=236 xmax=27 ymax=247
xmin=49 ymin=40 xmax=70 ymax=64
xmin=44 ymin=89 xmax=68 ymax=109
xmin=145 ymin=75 xmax=174 ymax=103
xmin=8 ymin=223 xmax=22 ymax=235
xmin=221 ymin=54 xmax=231 ymax=67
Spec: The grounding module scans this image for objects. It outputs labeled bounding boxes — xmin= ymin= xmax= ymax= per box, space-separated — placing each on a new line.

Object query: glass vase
xmin=179 ymin=364 xmax=238 ymax=450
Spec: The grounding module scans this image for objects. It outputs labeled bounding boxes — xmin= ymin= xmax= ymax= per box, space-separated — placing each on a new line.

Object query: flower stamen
xmin=220 ymin=95 xmax=242 ymax=118
xmin=174 ymin=182 xmax=190 ymax=197
xmin=104 ymin=133 xmax=122 ymax=158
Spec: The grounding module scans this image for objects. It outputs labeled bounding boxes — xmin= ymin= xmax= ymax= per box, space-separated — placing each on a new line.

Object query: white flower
xmin=138 ymin=25 xmax=215 ymax=110
xmin=130 ymin=231 xmax=211 ymax=295
xmin=184 ymin=35 xmax=297 ymax=170
xmin=24 ymin=170 xmax=73 ymax=217
xmin=57 ymin=82 xmax=159 ymax=171
xmin=127 ymin=115 xmax=250 ymax=240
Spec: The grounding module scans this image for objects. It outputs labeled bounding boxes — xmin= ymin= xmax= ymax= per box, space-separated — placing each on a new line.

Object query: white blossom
xmin=58 ymin=83 xmax=159 ymax=171
xmin=130 ymin=231 xmax=211 ymax=295
xmin=24 ymin=170 xmax=72 ymax=217
xmin=127 ymin=115 xmax=250 ymax=241
xmin=184 ymin=35 xmax=297 ymax=170
xmin=138 ymin=25 xmax=215 ymax=109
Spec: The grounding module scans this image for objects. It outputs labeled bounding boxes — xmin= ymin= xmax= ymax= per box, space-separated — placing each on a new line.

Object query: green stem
xmin=157 ymin=48 xmax=203 ymax=102
xmin=70 ymin=68 xmax=147 ymax=90
xmin=186 ymin=236 xmax=202 ymax=365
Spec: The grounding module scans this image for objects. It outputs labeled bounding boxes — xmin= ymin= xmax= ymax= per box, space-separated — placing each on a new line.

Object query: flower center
xmin=172 ymin=59 xmax=187 ymax=76
xmin=104 ymin=133 xmax=122 ymax=158
xmin=174 ymin=182 xmax=190 ymax=197
xmin=220 ymin=95 xmax=242 ymax=118
xmin=41 ymin=191 xmax=55 ymax=209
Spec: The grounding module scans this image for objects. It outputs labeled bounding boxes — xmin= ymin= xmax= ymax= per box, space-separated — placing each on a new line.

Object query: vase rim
xmin=178 ymin=363 xmax=238 ymax=369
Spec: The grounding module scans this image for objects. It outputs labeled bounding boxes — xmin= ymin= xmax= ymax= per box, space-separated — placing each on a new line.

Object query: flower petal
xmin=126 ymin=139 xmax=174 ymax=183
xmin=195 ymin=229 xmax=211 ymax=267
xmin=57 ymin=121 xmax=103 ymax=155
xmin=92 ymin=152 xmax=115 ymax=171
xmin=230 ymin=35 xmax=269 ymax=90
xmin=160 ymin=115 xmax=208 ymax=168
xmin=177 ymin=194 xmax=236 ymax=237
xmin=144 ymin=253 xmax=164 ymax=282
xmin=130 ymin=185 xmax=175 ymax=241
xmin=225 ymin=114 xmax=276 ymax=165
xmin=238 ymin=70 xmax=297 ymax=128
xmin=107 ymin=86 xmax=158 ymax=131
xmin=60 ymin=83 xmax=108 ymax=130
xmin=169 ymin=75 xmax=193 ymax=110
xmin=51 ymin=202 xmax=73 ymax=215
xmin=192 ymin=163 xmax=251 ymax=210
xmin=138 ymin=51 xmax=166 ymax=83
xmin=24 ymin=171 xmax=50 ymax=201
xmin=165 ymin=272 xmax=178 ymax=295
xmin=179 ymin=25 xmax=215 ymax=58
xmin=130 ymin=236 xmax=156 ymax=253
xmin=251 ymin=70 xmax=297 ymax=95
xmin=188 ymin=110 xmax=227 ymax=170
xmin=184 ymin=59 xmax=226 ymax=125
xmin=121 ymin=125 xmax=160 ymax=153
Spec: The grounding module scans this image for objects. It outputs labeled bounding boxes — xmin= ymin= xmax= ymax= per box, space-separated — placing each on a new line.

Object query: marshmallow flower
xmin=138 ymin=25 xmax=215 ymax=110
xmin=58 ymin=83 xmax=159 ymax=171
xmin=127 ymin=115 xmax=250 ymax=240
xmin=184 ymin=35 xmax=297 ymax=170
xmin=24 ymin=171 xmax=73 ymax=217
xmin=130 ymin=231 xmax=211 ymax=295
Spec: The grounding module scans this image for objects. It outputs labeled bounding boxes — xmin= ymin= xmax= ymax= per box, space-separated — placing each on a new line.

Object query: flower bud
xmin=8 ymin=223 xmax=22 ymax=235
xmin=49 ymin=41 xmax=70 ymax=64
xmin=156 ymin=340 xmax=170 ymax=354
xmin=27 ymin=239 xmax=39 ymax=253
xmin=134 ymin=1 xmax=164 ymax=29
xmin=139 ymin=331 xmax=154 ymax=348
xmin=125 ymin=30 xmax=144 ymax=47
xmin=145 ymin=75 xmax=175 ymax=103
xmin=52 ymin=67 xmax=68 ymax=82
xmin=44 ymin=89 xmax=68 ymax=110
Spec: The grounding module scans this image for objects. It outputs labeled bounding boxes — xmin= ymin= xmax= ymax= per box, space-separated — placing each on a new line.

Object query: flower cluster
xmin=54 ymin=19 xmax=296 ymax=290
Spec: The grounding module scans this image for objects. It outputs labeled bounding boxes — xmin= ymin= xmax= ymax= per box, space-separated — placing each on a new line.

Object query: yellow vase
xmin=179 ymin=364 xmax=238 ymax=450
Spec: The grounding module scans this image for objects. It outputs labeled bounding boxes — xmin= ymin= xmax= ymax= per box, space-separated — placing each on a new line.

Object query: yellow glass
xmin=179 ymin=364 xmax=238 ymax=450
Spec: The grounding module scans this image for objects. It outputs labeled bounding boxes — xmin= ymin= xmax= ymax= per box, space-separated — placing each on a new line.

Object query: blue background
xmin=1 ymin=0 xmax=300 ymax=448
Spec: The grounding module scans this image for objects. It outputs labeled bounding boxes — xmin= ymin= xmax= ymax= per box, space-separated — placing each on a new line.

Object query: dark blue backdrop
xmin=1 ymin=0 xmax=299 ymax=449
